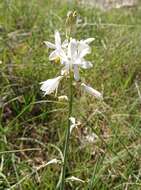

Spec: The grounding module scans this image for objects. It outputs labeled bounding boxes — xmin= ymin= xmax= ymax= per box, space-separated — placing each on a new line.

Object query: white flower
xmin=81 ymin=83 xmax=103 ymax=99
xmin=79 ymin=59 xmax=93 ymax=69
xmin=60 ymin=38 xmax=93 ymax=81
xmin=77 ymin=38 xmax=94 ymax=56
xmin=77 ymin=38 xmax=94 ymax=70
xmin=44 ymin=30 xmax=67 ymax=61
xmin=69 ymin=117 xmax=76 ymax=133
xmin=40 ymin=76 xmax=63 ymax=96
xmin=80 ymin=38 xmax=95 ymax=45
xmin=67 ymin=38 xmax=92 ymax=65
xmin=69 ymin=117 xmax=81 ymax=133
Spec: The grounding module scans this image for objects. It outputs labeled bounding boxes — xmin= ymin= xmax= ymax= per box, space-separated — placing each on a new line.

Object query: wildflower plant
xmin=40 ymin=11 xmax=103 ymax=189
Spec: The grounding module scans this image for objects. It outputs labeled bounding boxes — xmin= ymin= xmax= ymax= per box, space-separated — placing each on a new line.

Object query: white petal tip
xmin=81 ymin=83 xmax=103 ymax=100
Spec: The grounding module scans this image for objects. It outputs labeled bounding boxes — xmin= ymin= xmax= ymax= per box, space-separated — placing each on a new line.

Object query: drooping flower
xmin=81 ymin=83 xmax=103 ymax=99
xmin=40 ymin=76 xmax=63 ymax=96
xmin=44 ymin=30 xmax=67 ymax=61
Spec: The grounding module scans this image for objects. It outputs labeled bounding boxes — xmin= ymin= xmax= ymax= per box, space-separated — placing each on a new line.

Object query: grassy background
xmin=0 ymin=0 xmax=141 ymax=189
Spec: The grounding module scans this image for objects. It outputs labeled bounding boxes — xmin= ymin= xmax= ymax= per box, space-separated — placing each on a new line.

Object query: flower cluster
xmin=40 ymin=30 xmax=102 ymax=99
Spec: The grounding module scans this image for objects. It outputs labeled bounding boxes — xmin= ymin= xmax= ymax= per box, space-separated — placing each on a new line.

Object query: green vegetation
xmin=0 ymin=0 xmax=141 ymax=189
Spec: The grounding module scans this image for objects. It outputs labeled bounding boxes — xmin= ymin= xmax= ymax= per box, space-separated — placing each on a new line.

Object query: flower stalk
xmin=60 ymin=71 xmax=73 ymax=190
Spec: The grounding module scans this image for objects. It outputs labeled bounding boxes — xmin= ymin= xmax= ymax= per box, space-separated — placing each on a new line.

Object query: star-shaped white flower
xmin=40 ymin=76 xmax=63 ymax=96
xmin=44 ymin=30 xmax=67 ymax=61
xmin=60 ymin=38 xmax=94 ymax=81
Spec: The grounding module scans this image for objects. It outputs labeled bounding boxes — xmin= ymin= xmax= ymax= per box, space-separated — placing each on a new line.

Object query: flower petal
xmin=69 ymin=117 xmax=76 ymax=133
xmin=81 ymin=83 xmax=103 ymax=99
xmin=69 ymin=117 xmax=76 ymax=125
xmin=68 ymin=38 xmax=77 ymax=59
xmin=55 ymin=30 xmax=61 ymax=48
xmin=80 ymin=60 xmax=93 ymax=69
xmin=79 ymin=47 xmax=91 ymax=58
xmin=40 ymin=76 xmax=63 ymax=95
xmin=58 ymin=49 xmax=68 ymax=61
xmin=73 ymin=64 xmax=80 ymax=81
xmin=62 ymin=39 xmax=68 ymax=48
xmin=84 ymin=38 xmax=95 ymax=44
xmin=44 ymin=41 xmax=56 ymax=49
xmin=49 ymin=50 xmax=58 ymax=60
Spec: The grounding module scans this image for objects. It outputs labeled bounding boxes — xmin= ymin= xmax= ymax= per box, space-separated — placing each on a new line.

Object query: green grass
xmin=0 ymin=0 xmax=141 ymax=189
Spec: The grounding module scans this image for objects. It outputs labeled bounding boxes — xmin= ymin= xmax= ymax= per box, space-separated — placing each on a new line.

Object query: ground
xmin=0 ymin=0 xmax=141 ymax=189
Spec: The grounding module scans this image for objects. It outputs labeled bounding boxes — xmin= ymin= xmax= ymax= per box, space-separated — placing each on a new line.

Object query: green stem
xmin=60 ymin=72 xmax=73 ymax=190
